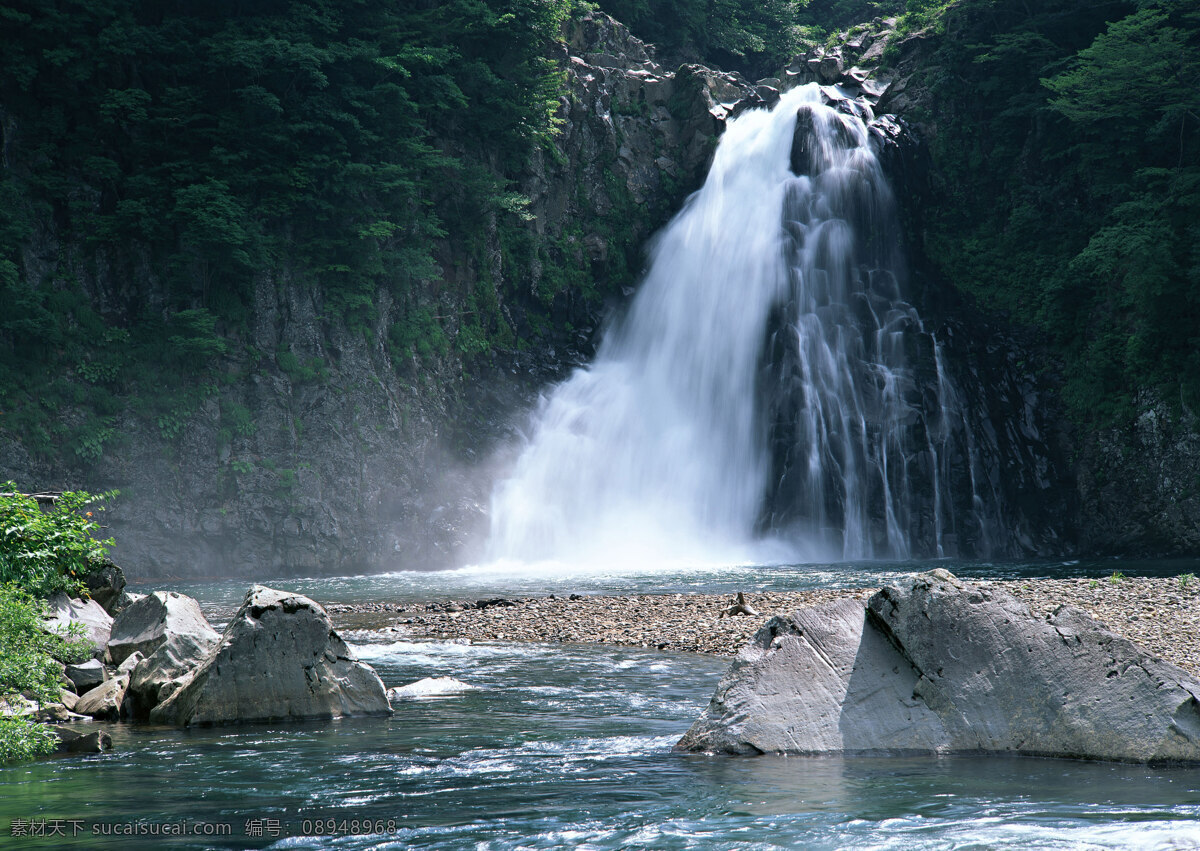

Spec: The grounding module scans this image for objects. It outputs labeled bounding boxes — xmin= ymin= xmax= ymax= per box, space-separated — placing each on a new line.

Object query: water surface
xmin=7 ymin=559 xmax=1200 ymax=848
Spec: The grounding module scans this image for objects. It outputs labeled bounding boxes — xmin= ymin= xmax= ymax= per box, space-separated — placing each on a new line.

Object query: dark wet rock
xmin=107 ymin=591 xmax=219 ymax=665
xmin=115 ymin=651 xmax=143 ymax=676
xmin=65 ymin=660 xmax=107 ymax=695
xmin=679 ymin=570 xmax=1200 ymax=763
xmin=818 ymin=55 xmax=843 ymax=83
xmin=150 ymin=586 xmax=390 ymax=726
xmin=82 ymin=558 xmax=127 ymax=616
xmin=54 ymin=727 xmax=113 ymax=754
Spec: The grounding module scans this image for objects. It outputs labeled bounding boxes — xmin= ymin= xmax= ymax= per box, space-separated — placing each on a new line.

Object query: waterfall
xmin=487 ymin=84 xmax=997 ymax=566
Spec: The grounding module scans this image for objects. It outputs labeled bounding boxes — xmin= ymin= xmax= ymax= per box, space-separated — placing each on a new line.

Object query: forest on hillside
xmin=0 ymin=0 xmax=1197 ymax=471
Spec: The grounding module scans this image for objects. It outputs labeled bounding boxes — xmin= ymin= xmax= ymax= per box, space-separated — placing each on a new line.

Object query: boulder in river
xmin=54 ymin=727 xmax=113 ymax=754
xmin=65 ymin=659 xmax=107 ymax=695
xmin=678 ymin=569 xmax=1200 ymax=763
xmin=43 ymin=593 xmax=111 ymax=658
xmin=75 ymin=674 xmax=129 ymax=721
xmin=150 ymin=585 xmax=391 ymax=726
xmin=108 ymin=591 xmax=219 ymax=666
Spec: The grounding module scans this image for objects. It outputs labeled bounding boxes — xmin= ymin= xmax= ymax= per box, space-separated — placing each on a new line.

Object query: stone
xmin=127 ymin=630 xmax=221 ymax=719
xmin=65 ymin=659 xmax=107 ymax=695
xmin=116 ymin=591 xmax=145 ymax=611
xmin=116 ymin=650 xmax=143 ymax=676
xmin=59 ymin=688 xmax=79 ymax=711
xmin=82 ymin=558 xmax=127 ymax=616
xmin=43 ymin=593 xmax=112 ymax=658
xmin=818 ymin=55 xmax=843 ymax=82
xmin=35 ymin=703 xmax=76 ymax=723
xmin=54 ymin=728 xmax=113 ymax=754
xmin=150 ymin=585 xmax=391 ymax=726
xmin=678 ymin=597 xmax=944 ymax=754
xmin=754 ymin=85 xmax=780 ymax=107
xmin=107 ymin=591 xmax=219 ymax=665
xmin=678 ymin=570 xmax=1200 ymax=763
xmin=74 ymin=674 xmax=129 ymax=721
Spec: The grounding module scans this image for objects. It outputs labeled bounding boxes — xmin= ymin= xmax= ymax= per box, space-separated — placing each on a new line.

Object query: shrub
xmin=0 ymin=485 xmax=118 ymax=598
xmin=0 ymin=584 xmax=94 ymax=762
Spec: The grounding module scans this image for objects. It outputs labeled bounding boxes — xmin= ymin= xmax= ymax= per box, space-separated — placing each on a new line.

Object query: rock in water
xmin=150 ymin=585 xmax=391 ymax=726
xmin=678 ymin=570 xmax=1200 ymax=763
xmin=116 ymin=593 xmax=221 ymax=718
xmin=108 ymin=591 xmax=219 ymax=665
xmin=55 ymin=727 xmax=113 ymax=754
xmin=75 ymin=674 xmax=130 ymax=721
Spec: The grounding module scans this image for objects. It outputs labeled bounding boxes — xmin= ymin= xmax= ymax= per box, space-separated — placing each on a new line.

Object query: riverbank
xmin=355 ymin=576 xmax=1200 ymax=676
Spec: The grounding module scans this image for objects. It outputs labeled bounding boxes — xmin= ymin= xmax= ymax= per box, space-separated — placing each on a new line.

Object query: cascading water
xmin=488 ymin=84 xmax=999 ymax=566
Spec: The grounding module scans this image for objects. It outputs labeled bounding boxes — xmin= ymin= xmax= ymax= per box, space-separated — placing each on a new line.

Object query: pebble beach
xmin=337 ymin=575 xmax=1200 ymax=677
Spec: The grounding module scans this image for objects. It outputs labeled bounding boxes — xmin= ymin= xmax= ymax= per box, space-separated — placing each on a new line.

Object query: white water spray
xmin=487 ymin=84 xmax=994 ymax=567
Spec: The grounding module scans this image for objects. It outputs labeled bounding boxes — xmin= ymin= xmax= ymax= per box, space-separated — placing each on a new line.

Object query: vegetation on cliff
xmin=909 ymin=0 xmax=1200 ymax=425
xmin=0 ymin=0 xmax=574 ymax=459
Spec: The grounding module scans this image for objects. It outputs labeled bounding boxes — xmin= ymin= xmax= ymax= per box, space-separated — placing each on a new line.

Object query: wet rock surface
xmin=151 ymin=586 xmax=391 ymax=726
xmin=108 ymin=591 xmax=219 ymax=666
xmin=679 ymin=570 xmax=1200 ymax=762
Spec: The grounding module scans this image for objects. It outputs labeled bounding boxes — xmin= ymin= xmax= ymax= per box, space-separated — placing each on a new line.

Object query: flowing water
xmin=4 ymin=561 xmax=1200 ymax=849
xmin=6 ymin=93 xmax=1198 ymax=848
xmin=489 ymin=84 xmax=999 ymax=567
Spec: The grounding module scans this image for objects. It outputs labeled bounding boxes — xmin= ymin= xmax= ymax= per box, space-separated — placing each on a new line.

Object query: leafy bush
xmin=0 ymin=583 xmax=94 ymax=762
xmin=0 ymin=486 xmax=117 ymax=598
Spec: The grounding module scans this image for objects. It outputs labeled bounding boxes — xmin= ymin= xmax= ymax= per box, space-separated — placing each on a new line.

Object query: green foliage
xmin=0 ymin=584 xmax=94 ymax=762
xmin=1180 ymin=572 xmax=1195 ymax=590
xmin=0 ymin=486 xmax=117 ymax=598
xmin=388 ymin=307 xmax=449 ymax=364
xmin=596 ymin=0 xmax=806 ymax=77
xmin=0 ymin=716 xmax=57 ymax=763
xmin=910 ymin=0 xmax=1200 ymax=424
xmin=276 ymin=349 xmax=328 ymax=384
xmin=0 ymin=0 xmax=575 ymax=461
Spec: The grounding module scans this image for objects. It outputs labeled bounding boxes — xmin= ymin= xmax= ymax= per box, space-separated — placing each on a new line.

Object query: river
xmin=3 ymin=559 xmax=1199 ymax=849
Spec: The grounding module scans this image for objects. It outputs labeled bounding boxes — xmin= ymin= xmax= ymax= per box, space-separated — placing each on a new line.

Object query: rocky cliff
xmin=2 ymin=11 xmax=1193 ymax=575
xmin=0 ymin=13 xmax=760 ymax=579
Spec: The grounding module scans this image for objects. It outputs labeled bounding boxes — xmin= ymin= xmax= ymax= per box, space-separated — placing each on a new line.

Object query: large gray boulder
xmin=75 ymin=674 xmax=129 ymax=721
xmin=679 ymin=570 xmax=1200 ymax=763
xmin=65 ymin=659 xmax=107 ymax=695
xmin=127 ymin=634 xmax=220 ymax=719
xmin=107 ymin=592 xmax=218 ymax=665
xmin=150 ymin=585 xmax=391 ymax=726
xmin=43 ymin=593 xmax=111 ymax=657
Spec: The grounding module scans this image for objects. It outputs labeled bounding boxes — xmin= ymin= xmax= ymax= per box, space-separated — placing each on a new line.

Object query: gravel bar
xmin=333 ymin=575 xmax=1200 ymax=676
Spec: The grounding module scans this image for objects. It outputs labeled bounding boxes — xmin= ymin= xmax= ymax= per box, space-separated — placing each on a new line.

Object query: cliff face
xmin=1 ymin=13 xmax=756 ymax=579
xmin=2 ymin=12 xmax=1193 ymax=575
xmin=870 ymin=8 xmax=1200 ymax=558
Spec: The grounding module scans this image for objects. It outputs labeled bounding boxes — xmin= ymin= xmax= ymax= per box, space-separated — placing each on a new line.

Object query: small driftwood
xmin=719 ymin=591 xmax=760 ymax=618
